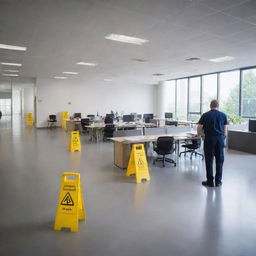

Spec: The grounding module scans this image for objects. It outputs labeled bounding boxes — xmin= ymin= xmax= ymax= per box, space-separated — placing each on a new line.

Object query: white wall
xmin=12 ymin=89 xmax=21 ymax=115
xmin=36 ymin=78 xmax=157 ymax=127
xmin=12 ymin=79 xmax=35 ymax=117
xmin=23 ymin=88 xmax=34 ymax=115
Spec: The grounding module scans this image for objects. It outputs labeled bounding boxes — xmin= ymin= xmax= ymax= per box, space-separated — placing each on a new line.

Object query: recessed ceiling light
xmin=186 ymin=57 xmax=200 ymax=61
xmin=153 ymin=73 xmax=165 ymax=76
xmin=54 ymin=76 xmax=67 ymax=79
xmin=76 ymin=62 xmax=97 ymax=66
xmin=209 ymin=56 xmax=235 ymax=63
xmin=2 ymin=73 xmax=19 ymax=77
xmin=0 ymin=43 xmax=27 ymax=51
xmin=105 ymin=34 xmax=148 ymax=45
xmin=62 ymin=71 xmax=79 ymax=75
xmin=103 ymin=79 xmax=112 ymax=82
xmin=1 ymin=62 xmax=22 ymax=66
xmin=3 ymin=70 xmax=19 ymax=72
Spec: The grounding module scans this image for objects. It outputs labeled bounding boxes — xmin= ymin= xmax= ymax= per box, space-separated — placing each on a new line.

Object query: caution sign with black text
xmin=26 ymin=113 xmax=33 ymax=125
xmin=126 ymin=144 xmax=150 ymax=184
xmin=54 ymin=172 xmax=86 ymax=232
xmin=69 ymin=131 xmax=81 ymax=152
xmin=62 ymin=111 xmax=69 ymax=130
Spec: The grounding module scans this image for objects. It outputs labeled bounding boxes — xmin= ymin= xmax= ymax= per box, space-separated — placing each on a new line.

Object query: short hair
xmin=210 ymin=99 xmax=219 ymax=108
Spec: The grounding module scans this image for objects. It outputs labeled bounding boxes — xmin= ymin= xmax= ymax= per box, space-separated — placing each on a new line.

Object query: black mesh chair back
xmin=49 ymin=115 xmax=57 ymax=121
xmin=153 ymin=136 xmax=176 ymax=167
xmin=179 ymin=138 xmax=204 ymax=160
xmin=105 ymin=116 xmax=114 ymax=124
xmin=81 ymin=118 xmax=90 ymax=126
xmin=74 ymin=113 xmax=81 ymax=118
xmin=103 ymin=124 xmax=115 ymax=140
xmin=192 ymin=138 xmax=201 ymax=148
xmin=156 ymin=136 xmax=175 ymax=155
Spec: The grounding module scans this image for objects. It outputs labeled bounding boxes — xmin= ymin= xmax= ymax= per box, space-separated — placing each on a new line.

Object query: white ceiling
xmin=0 ymin=0 xmax=256 ymax=85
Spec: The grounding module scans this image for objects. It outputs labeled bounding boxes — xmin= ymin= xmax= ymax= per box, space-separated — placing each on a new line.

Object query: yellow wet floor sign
xmin=62 ymin=111 xmax=69 ymax=130
xmin=54 ymin=172 xmax=86 ymax=232
xmin=126 ymin=144 xmax=150 ymax=184
xmin=69 ymin=131 xmax=81 ymax=152
xmin=26 ymin=113 xmax=33 ymax=125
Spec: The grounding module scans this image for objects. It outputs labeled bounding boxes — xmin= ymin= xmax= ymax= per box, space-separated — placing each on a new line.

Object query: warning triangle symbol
xmin=61 ymin=192 xmax=74 ymax=206
xmin=138 ymin=158 xmax=144 ymax=167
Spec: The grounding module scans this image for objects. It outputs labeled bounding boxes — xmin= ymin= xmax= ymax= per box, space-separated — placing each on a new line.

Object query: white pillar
xmin=156 ymin=81 xmax=168 ymax=118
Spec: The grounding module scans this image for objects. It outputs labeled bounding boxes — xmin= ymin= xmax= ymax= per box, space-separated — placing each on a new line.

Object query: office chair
xmin=87 ymin=115 xmax=95 ymax=120
xmin=81 ymin=118 xmax=90 ymax=133
xmin=104 ymin=116 xmax=114 ymax=124
xmin=48 ymin=114 xmax=57 ymax=128
xmin=74 ymin=113 xmax=81 ymax=118
xmin=153 ymin=136 xmax=176 ymax=167
xmin=103 ymin=124 xmax=115 ymax=141
xmin=179 ymin=138 xmax=204 ymax=160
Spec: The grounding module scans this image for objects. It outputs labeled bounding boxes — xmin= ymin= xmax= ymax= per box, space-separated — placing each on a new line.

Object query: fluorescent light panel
xmin=1 ymin=62 xmax=22 ymax=66
xmin=76 ymin=62 xmax=97 ymax=66
xmin=0 ymin=43 xmax=27 ymax=51
xmin=209 ymin=56 xmax=235 ymax=63
xmin=62 ymin=71 xmax=78 ymax=75
xmin=54 ymin=76 xmax=67 ymax=79
xmin=3 ymin=70 xmax=19 ymax=72
xmin=103 ymin=79 xmax=112 ymax=82
xmin=105 ymin=33 xmax=148 ymax=45
xmin=2 ymin=73 xmax=19 ymax=77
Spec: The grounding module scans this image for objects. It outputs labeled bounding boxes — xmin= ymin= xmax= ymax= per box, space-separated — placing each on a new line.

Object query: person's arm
xmin=197 ymin=124 xmax=204 ymax=137
xmin=224 ymin=125 xmax=228 ymax=137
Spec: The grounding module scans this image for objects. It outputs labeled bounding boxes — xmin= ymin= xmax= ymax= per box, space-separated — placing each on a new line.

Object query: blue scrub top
xmin=198 ymin=109 xmax=228 ymax=137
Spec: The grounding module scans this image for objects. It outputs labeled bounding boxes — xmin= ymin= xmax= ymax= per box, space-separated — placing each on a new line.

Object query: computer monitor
xmin=165 ymin=112 xmax=173 ymax=119
xmin=106 ymin=114 xmax=114 ymax=119
xmin=74 ymin=113 xmax=81 ymax=118
xmin=87 ymin=114 xmax=95 ymax=119
xmin=249 ymin=119 xmax=256 ymax=132
xmin=123 ymin=115 xmax=135 ymax=123
xmin=143 ymin=113 xmax=154 ymax=123
xmin=143 ymin=114 xmax=154 ymax=119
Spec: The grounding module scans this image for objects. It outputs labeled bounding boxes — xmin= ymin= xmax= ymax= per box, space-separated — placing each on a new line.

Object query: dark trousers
xmin=204 ymin=136 xmax=225 ymax=184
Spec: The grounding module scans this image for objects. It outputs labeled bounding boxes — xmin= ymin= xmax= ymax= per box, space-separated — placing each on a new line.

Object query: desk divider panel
xmin=113 ymin=129 xmax=142 ymax=137
xmin=166 ymin=126 xmax=191 ymax=134
xmin=144 ymin=127 xmax=166 ymax=136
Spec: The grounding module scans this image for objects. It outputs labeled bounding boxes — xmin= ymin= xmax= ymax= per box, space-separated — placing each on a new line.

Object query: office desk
xmin=84 ymin=122 xmax=157 ymax=142
xmin=66 ymin=119 xmax=81 ymax=132
xmin=228 ymin=130 xmax=256 ymax=154
xmin=111 ymin=132 xmax=198 ymax=168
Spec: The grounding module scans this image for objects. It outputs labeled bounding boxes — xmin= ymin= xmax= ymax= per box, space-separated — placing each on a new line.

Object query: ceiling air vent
xmin=152 ymin=73 xmax=164 ymax=76
xmin=132 ymin=58 xmax=147 ymax=62
xmin=186 ymin=57 xmax=200 ymax=61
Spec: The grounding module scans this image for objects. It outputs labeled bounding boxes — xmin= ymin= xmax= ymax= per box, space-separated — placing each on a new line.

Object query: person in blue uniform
xmin=197 ymin=100 xmax=228 ymax=187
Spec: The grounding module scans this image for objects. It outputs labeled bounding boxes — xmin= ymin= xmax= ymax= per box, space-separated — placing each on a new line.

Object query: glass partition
xmin=202 ymin=74 xmax=217 ymax=113
xmin=0 ymin=81 xmax=12 ymax=116
xmin=219 ymin=71 xmax=239 ymax=116
xmin=176 ymin=79 xmax=188 ymax=120
xmin=241 ymin=69 xmax=256 ymax=118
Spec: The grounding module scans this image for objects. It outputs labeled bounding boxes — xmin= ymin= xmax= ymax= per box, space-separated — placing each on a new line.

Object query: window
xmin=0 ymin=99 xmax=12 ymax=115
xmin=241 ymin=69 xmax=256 ymax=117
xmin=202 ymin=74 xmax=217 ymax=113
xmin=188 ymin=77 xmax=201 ymax=121
xmin=176 ymin=79 xmax=188 ymax=120
xmin=162 ymin=80 xmax=176 ymax=118
xmin=219 ymin=71 xmax=239 ymax=117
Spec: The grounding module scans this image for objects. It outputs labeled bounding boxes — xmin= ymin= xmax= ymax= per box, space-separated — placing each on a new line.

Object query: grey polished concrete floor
xmin=0 ymin=117 xmax=256 ymax=256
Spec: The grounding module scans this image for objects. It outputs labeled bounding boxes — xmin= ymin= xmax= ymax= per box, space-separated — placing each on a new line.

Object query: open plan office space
xmin=1 ymin=1 xmax=256 ymax=256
